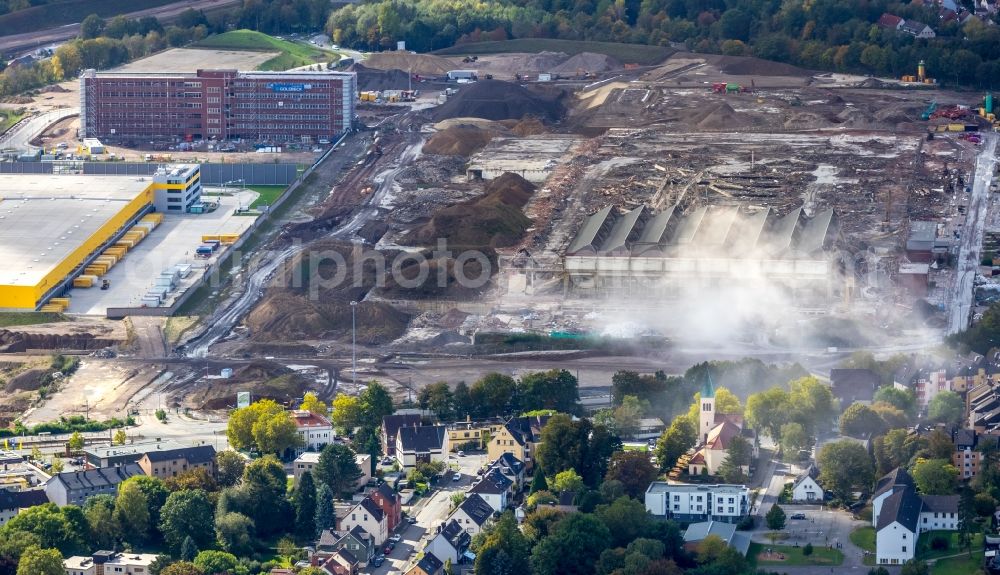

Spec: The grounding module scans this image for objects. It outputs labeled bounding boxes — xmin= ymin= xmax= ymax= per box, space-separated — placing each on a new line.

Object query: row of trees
xmin=417 ymin=369 xmax=581 ymax=421
xmin=323 ymin=0 xmax=1000 ymax=89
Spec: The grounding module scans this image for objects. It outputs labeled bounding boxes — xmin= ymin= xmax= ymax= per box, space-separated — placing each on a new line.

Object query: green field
xmin=0 ymin=0 xmax=177 ymax=37
xmin=193 ymin=30 xmax=337 ymax=71
xmin=0 ymin=312 xmax=66 ymax=327
xmin=0 ymin=109 xmax=24 ymax=134
xmin=246 ymin=185 xmax=288 ymax=209
xmin=435 ymin=38 xmax=674 ymax=66
xmin=917 ymin=531 xmax=984 ymax=560
xmin=851 ymin=526 xmax=877 ymax=565
xmin=932 ymin=554 xmax=985 ymax=575
xmin=749 ymin=543 xmax=844 ymax=567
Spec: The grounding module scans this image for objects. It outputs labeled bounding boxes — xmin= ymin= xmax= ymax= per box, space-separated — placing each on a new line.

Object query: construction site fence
xmin=106 ymin=132 xmax=349 ymax=320
xmin=0 ymin=161 xmax=297 ymax=185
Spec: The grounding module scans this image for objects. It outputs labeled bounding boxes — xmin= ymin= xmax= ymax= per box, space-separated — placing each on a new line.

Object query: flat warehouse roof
xmin=0 ymin=175 xmax=151 ymax=287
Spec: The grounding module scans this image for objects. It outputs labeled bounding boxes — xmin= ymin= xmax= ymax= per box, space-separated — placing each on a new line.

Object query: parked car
xmin=790 ymin=513 xmax=806 ymax=520
xmin=389 ymin=534 xmax=402 ymax=543
xmin=406 ymin=516 xmax=417 ymax=524
xmin=372 ymin=556 xmax=385 ymax=567
xmin=457 ymin=451 xmax=465 ymax=457
xmin=384 ymin=542 xmax=395 ymax=554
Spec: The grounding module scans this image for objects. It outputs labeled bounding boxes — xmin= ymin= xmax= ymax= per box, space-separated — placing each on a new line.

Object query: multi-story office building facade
xmin=81 ymin=69 xmax=356 ymax=143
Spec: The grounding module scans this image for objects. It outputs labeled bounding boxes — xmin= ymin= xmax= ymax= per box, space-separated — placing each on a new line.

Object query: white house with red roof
xmin=291 ymin=409 xmax=335 ymax=453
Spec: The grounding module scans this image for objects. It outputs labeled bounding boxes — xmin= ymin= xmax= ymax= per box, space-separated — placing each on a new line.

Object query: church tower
xmin=699 ymin=372 xmax=716 ymax=442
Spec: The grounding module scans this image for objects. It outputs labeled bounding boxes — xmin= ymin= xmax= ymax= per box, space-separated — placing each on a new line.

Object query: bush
xmin=930 ymin=535 xmax=949 ymax=551
xmin=803 ymin=543 xmax=813 ymax=556
xmin=155 ymin=409 xmax=167 ymax=422
xmin=737 ymin=515 xmax=756 ymax=530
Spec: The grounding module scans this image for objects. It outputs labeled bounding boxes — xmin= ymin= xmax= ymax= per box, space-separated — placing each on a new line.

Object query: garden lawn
xmin=932 ymin=554 xmax=985 ymax=575
xmin=749 ymin=542 xmax=844 ymax=567
xmin=917 ymin=530 xmax=984 ymax=560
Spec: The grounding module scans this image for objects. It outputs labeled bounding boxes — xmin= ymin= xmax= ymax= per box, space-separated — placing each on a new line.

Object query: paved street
xmin=0 ymin=108 xmax=78 ymax=151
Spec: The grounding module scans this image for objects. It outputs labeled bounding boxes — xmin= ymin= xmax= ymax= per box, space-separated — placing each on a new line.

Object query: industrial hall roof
xmin=0 ymin=175 xmax=151 ymax=288
xmin=567 ymin=203 xmax=838 ymax=258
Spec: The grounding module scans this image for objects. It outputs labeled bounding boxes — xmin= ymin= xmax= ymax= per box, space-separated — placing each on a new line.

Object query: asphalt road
xmin=0 ymin=0 xmax=243 ymax=54
xmin=0 ymin=107 xmax=78 ymax=151
xmin=948 ymin=133 xmax=998 ymax=334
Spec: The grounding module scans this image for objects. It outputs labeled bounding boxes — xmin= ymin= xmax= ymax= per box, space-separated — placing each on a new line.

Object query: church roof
xmin=701 ymin=371 xmax=716 ymax=399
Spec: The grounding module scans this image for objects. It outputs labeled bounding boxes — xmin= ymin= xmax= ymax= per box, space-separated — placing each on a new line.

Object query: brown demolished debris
xmin=185 ymin=360 xmax=318 ymax=409
xmin=362 ymin=52 xmax=456 ymax=77
xmin=351 ymin=63 xmax=415 ymax=91
xmin=404 ymin=172 xmax=535 ymax=249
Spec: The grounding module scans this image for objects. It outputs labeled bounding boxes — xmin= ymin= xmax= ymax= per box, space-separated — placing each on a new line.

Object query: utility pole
xmin=350 ymin=300 xmax=358 ymax=384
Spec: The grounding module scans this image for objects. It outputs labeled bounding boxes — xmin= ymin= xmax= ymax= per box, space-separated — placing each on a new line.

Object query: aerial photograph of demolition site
xmin=0 ymin=23 xmax=997 ymax=444
xmin=4 ymin=4 xmax=1000 ymax=574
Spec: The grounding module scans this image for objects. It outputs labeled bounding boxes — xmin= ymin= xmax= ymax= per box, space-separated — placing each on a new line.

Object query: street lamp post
xmin=350 ymin=301 xmax=358 ymax=384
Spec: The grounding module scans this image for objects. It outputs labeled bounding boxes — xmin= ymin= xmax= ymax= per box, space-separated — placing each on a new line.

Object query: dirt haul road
xmin=0 ymin=0 xmax=242 ymax=53
xmin=186 ymin=114 xmax=420 ymax=357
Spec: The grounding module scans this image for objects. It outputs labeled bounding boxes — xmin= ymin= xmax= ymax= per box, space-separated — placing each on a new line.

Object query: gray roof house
xmin=45 ymin=463 xmax=144 ymax=506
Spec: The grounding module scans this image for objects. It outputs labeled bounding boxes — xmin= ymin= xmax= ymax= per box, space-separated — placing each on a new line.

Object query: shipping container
xmin=73 ymin=277 xmax=94 ymax=288
xmin=175 ymin=263 xmax=192 ymax=278
xmin=40 ymin=304 xmax=64 ymax=312
xmin=948 ymin=123 xmax=965 ymax=132
xmin=49 ymin=297 xmax=71 ymax=307
xmin=202 ymin=235 xmax=222 ymax=242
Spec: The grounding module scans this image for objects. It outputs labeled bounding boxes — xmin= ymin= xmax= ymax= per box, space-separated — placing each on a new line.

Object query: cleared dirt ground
xmin=112 ymin=48 xmax=278 ymax=73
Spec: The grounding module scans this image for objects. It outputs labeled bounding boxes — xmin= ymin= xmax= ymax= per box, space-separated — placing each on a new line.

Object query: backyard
xmin=917 ymin=530 xmax=984 ymax=560
xmin=932 ymin=554 xmax=985 ymax=575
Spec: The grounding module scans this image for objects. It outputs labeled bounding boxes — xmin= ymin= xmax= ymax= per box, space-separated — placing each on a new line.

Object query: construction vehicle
xmin=921 ymin=101 xmax=938 ymax=121
xmin=101 ymin=280 xmax=110 ymax=290
xmin=711 ymin=82 xmax=751 ymax=94
xmin=711 ymin=83 xmax=727 ymax=93
xmin=980 ymin=93 xmax=996 ymax=123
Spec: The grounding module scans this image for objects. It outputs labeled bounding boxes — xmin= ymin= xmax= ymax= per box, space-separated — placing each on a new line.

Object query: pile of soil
xmin=783 ymin=111 xmax=828 ymax=130
xmin=551 ymin=52 xmax=622 ymax=75
xmin=433 ymin=80 xmax=564 ymax=122
xmin=363 ymin=52 xmax=456 ymax=77
xmin=39 ymin=84 xmax=70 ymax=93
xmin=716 ymin=55 xmax=810 ymax=77
xmin=351 ymin=64 xmax=414 ymax=91
xmin=405 ymin=172 xmax=535 ymax=249
xmin=507 ymin=117 xmax=547 ymax=136
xmin=5 ymin=368 xmax=52 ymax=392
xmin=246 ymin=292 xmax=409 ymax=344
xmin=688 ymin=102 xmax=750 ymax=130
xmin=875 ymin=106 xmax=920 ymax=125
xmin=835 ymin=108 xmax=876 ymax=128
xmin=424 ymin=125 xmax=497 ymax=156
xmin=509 ymin=51 xmax=569 ymax=72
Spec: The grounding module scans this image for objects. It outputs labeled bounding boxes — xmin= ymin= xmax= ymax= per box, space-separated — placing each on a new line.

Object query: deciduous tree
xmin=475 ymin=512 xmax=531 ymax=575
xmin=605 ymin=450 xmax=657 ymax=499
xmin=766 ymin=504 xmax=786 ymax=530
xmin=159 ymin=490 xmax=214 ymax=553
xmin=216 ymin=451 xmax=246 ymax=487
xmin=928 ymin=392 xmax=964 ymax=426
xmin=16 ymin=546 xmax=63 ymax=575
xmin=113 ymin=480 xmax=149 ymax=545
xmin=840 ymin=402 xmax=885 ymax=438
xmin=530 ymin=513 xmax=611 ymax=575
xmin=912 ymin=458 xmax=959 ymax=495
xmin=654 ymin=417 xmax=696 ymax=472
xmin=518 ymin=369 xmax=580 ymax=414
xmin=214 ymin=512 xmax=255 ymax=555
xmin=300 ymin=392 xmax=328 ymax=416
xmin=817 ymin=440 xmax=875 ymax=501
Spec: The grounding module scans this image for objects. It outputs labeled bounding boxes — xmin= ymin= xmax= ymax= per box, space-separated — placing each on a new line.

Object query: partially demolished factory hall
xmin=562 ymin=203 xmax=843 ymax=299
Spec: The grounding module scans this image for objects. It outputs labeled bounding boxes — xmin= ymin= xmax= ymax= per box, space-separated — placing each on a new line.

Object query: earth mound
xmin=404 ymin=172 xmax=535 ymax=249
xmin=351 ymin=63 xmax=414 ymax=91
xmin=433 ymin=80 xmax=564 ymax=122
xmin=363 ymin=52 xmax=455 ymax=76
xmin=551 ymin=52 xmax=622 ymax=75
xmin=424 ymin=125 xmax=497 ymax=156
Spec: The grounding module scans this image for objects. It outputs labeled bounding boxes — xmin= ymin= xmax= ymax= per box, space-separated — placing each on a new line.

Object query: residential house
xmin=427 ymin=519 xmax=472 ymax=565
xmin=64 ymin=551 xmax=157 ymax=575
xmin=0 ymin=489 xmax=47 ymax=526
xmin=915 ymin=370 xmax=950 ymax=409
xmin=446 ymin=417 xmax=504 ymax=452
xmin=488 ymin=452 xmax=526 ymax=490
xmin=538 ymin=490 xmax=579 ymax=513
xmin=382 ymin=414 xmax=422 ymax=456
xmin=873 ymin=467 xmax=959 ymax=565
xmin=468 ymin=467 xmax=513 ymax=513
xmin=320 ymin=549 xmax=359 ymax=575
xmin=294 ymin=452 xmax=320 ymax=486
xmin=316 ymin=526 xmax=376 ymax=567
xmin=900 ymin=20 xmax=937 ymax=38
xmin=829 ymin=368 xmax=880 ymax=407
xmin=682 ymin=521 xmax=751 ymax=556
xmin=396 ymin=425 xmax=448 ymax=469
xmin=45 ymin=464 xmax=144 ymax=506
xmin=952 ymin=429 xmax=980 ymax=479
xmin=371 ymin=482 xmax=402 ymax=532
xmin=791 ymin=465 xmax=825 ymax=503
xmin=355 ymin=454 xmax=372 ymax=490
xmin=450 ymin=493 xmax=495 ymax=535
xmin=405 ymin=551 xmax=444 ymax=575
xmin=487 ymin=415 xmax=550 ymax=471
xmin=339 ymin=497 xmax=388 ymax=546
xmin=877 ymin=13 xmax=905 ymax=30
xmin=645 ymin=482 xmax=751 ymax=524
xmin=84 ymin=439 xmax=185 ymax=468
xmin=291 ymin=410 xmax=335 ymax=453
xmin=136 ymin=444 xmax=216 ymax=479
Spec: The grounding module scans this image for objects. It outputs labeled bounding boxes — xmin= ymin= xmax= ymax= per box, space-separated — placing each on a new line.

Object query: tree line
xmin=325 ymin=0 xmax=1000 ymax=88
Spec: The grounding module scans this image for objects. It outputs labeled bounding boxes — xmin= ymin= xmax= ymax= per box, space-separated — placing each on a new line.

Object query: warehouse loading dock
xmin=0 ymin=175 xmax=155 ymax=311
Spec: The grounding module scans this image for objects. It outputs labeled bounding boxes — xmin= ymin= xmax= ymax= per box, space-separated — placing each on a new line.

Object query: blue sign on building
xmin=267 ymin=83 xmax=309 ymax=92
